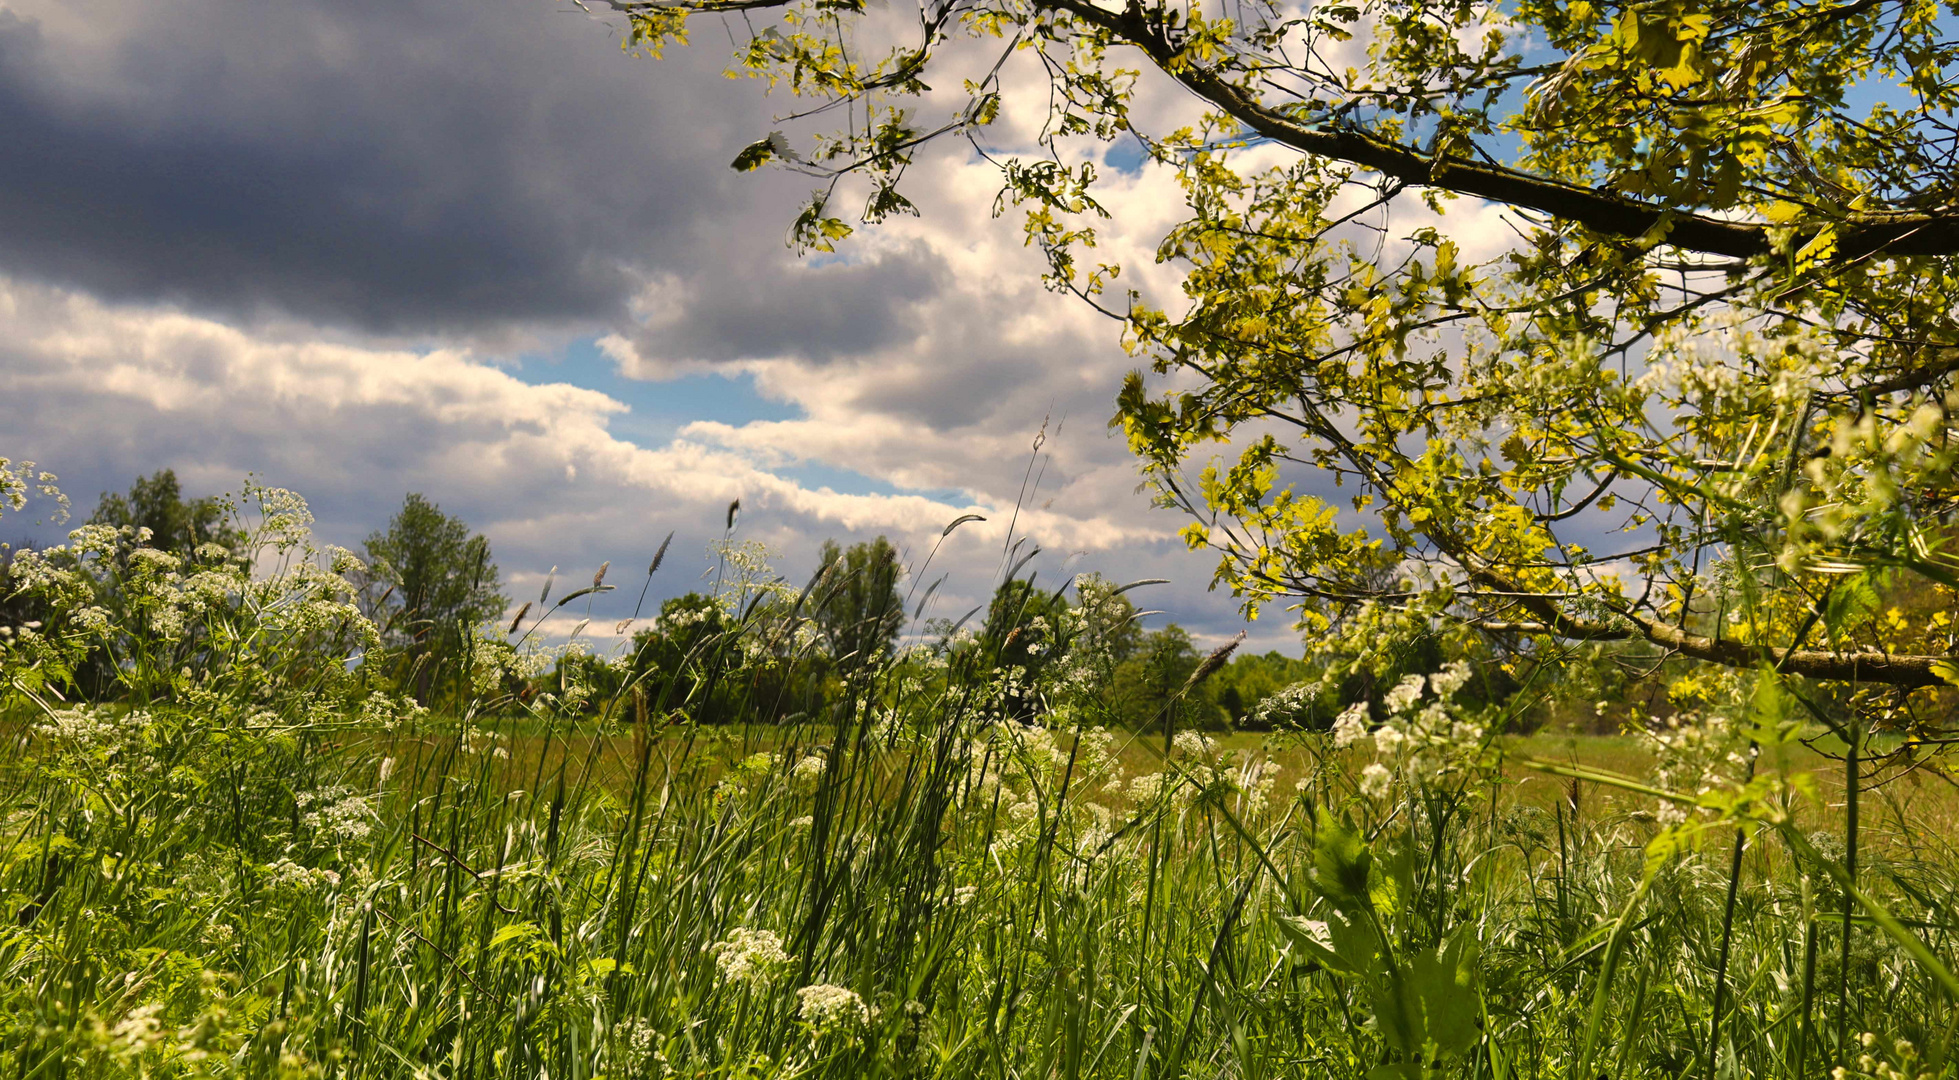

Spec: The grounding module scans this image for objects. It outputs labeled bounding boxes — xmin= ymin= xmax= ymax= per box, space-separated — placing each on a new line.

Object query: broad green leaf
xmin=1311 ymin=808 xmax=1374 ymax=914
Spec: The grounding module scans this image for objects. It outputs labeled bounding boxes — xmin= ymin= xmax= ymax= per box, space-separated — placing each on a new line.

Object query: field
xmin=5 ymin=509 xmax=1959 ymax=1080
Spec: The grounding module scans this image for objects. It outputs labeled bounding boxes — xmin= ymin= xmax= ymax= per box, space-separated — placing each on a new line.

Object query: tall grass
xmin=3 ymin=484 xmax=1957 ymax=1079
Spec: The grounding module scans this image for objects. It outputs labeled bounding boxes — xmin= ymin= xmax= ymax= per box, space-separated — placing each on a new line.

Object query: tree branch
xmin=1468 ymin=576 xmax=1954 ymax=687
xmin=1029 ymin=0 xmax=1959 ymax=262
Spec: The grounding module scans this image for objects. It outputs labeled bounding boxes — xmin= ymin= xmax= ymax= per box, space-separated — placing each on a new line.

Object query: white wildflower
xmin=710 ymin=927 xmax=790 ymax=986
xmin=1171 ymin=730 xmax=1215 ymax=758
xmin=1125 ymin=771 xmax=1169 ymax=803
xmin=68 ymin=523 xmax=122 ymax=559
xmin=256 ymin=486 xmax=315 ymax=547
xmin=327 ymin=547 xmax=365 ymax=576
xmin=611 ymin=1018 xmax=670 ymax=1077
xmin=107 ymin=1002 xmax=169 ymax=1057
xmin=791 ymin=753 xmax=827 ymax=784
xmin=1359 ymin=762 xmax=1393 ymax=800
xmin=262 ymin=858 xmax=342 ymax=893
xmin=127 ymin=547 xmax=182 ymax=575
xmin=1240 ymin=758 xmax=1283 ymax=805
xmin=40 ymin=706 xmax=122 ymax=747
xmin=1372 ymin=724 xmax=1406 ymax=756
xmin=796 ymin=983 xmax=869 ymax=1038
xmin=1251 ymin=681 xmax=1319 ymax=727
xmin=1384 ymin=673 xmax=1426 ymax=715
xmin=148 ymin=605 xmax=186 ymax=641
xmin=298 ymin=786 xmax=376 ymax=846
xmin=1331 ymin=702 xmax=1369 ymax=748
xmin=1429 ymin=660 xmax=1472 ymax=697
xmin=460 ymin=730 xmax=509 ymax=759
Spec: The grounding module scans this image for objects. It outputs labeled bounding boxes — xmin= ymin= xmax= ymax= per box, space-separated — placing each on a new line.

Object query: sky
xmin=0 ymin=0 xmax=1357 ymax=652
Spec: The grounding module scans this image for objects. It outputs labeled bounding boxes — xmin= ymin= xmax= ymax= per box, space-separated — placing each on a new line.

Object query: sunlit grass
xmin=5 ymin=488 xmax=1958 ymax=1079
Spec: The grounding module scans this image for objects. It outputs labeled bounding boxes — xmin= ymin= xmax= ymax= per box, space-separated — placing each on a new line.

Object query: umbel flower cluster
xmin=1329 ymin=661 xmax=1486 ymax=799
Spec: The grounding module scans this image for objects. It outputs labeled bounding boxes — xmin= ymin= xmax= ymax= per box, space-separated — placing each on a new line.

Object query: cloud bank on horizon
xmin=0 ymin=0 xmax=1517 ymax=650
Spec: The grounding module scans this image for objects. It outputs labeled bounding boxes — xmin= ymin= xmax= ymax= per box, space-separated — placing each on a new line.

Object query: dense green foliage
xmin=87 ymin=470 xmax=242 ymax=557
xmin=360 ymin=493 xmax=507 ymax=702
xmin=5 ymin=465 xmax=1959 ymax=1080
xmin=813 ymin=537 xmax=906 ymax=674
xmin=613 ymin=0 xmax=1959 ymax=735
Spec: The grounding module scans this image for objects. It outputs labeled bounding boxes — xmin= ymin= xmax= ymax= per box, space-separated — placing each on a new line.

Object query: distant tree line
xmin=6 ymin=469 xmax=1676 ymax=733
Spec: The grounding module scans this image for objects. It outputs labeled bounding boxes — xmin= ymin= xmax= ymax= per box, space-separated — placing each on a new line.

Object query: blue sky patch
xmin=518 ymin=336 xmax=968 ymax=505
xmin=517 ymin=336 xmax=800 ymax=446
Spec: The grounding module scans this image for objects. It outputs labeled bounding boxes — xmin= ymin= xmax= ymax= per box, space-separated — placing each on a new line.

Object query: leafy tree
xmin=87 ymin=469 xmax=240 ymax=555
xmin=1111 ymin=623 xmax=1211 ymax=730
xmin=622 ymin=592 xmax=731 ymax=712
xmin=631 ymin=593 xmax=727 ymax=677
xmin=979 ymin=577 xmax=1069 ymax=662
xmin=615 ymin=590 xmax=829 ymax=723
xmin=812 ymin=536 xmax=905 ymax=672
xmin=614 ymin=0 xmax=1959 ymax=706
xmin=362 ymin=494 xmax=504 ymax=695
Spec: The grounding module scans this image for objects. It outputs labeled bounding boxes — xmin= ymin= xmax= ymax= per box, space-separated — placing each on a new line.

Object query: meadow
xmin=4 ymin=482 xmax=1959 ymax=1080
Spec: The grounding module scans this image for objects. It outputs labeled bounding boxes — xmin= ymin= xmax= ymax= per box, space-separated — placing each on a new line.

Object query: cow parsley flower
xmin=610 ymin=1018 xmax=671 ymax=1078
xmin=796 ymin=984 xmax=870 ymax=1039
xmin=710 ymin=927 xmax=790 ymax=986
xmin=73 ymin=606 xmax=112 ymax=634
xmin=40 ymin=706 xmax=122 ymax=747
xmin=262 ymin=858 xmax=342 ymax=893
xmin=1372 ymin=724 xmax=1406 ymax=756
xmin=1384 ymin=673 xmax=1426 ymax=715
xmin=1331 ymin=702 xmax=1369 ymax=748
xmin=1251 ymin=680 xmax=1319 ymax=728
xmin=1359 ymin=762 xmax=1393 ymax=800
xmin=1429 ymin=660 xmax=1473 ymax=697
xmin=1172 ymin=731 xmax=1216 ymax=758
xmin=791 ymin=753 xmax=827 ymax=784
xmin=256 ymin=486 xmax=315 ymax=547
xmin=107 ymin=1002 xmax=169 ymax=1057
xmin=298 ymin=786 xmax=376 ymax=846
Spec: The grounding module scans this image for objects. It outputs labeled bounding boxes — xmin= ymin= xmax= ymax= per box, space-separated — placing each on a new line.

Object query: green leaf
xmin=1821 ymin=573 xmax=1879 ymax=646
xmin=1932 ymin=660 xmax=1959 ymax=688
xmin=1407 ymin=928 xmax=1481 ymax=1056
xmin=1278 ymin=915 xmax=1353 ymax=973
xmin=730 ymin=134 xmax=781 ymax=172
xmin=1311 ymin=808 xmax=1374 ymax=914
xmin=1277 ymin=910 xmax=1378 ymax=976
xmin=490 ymin=922 xmax=542 ymax=951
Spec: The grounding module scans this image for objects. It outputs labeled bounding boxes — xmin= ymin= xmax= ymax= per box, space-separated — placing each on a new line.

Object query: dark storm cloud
xmin=0 ymin=0 xmax=791 ymax=333
xmin=623 ymin=241 xmax=951 ymax=366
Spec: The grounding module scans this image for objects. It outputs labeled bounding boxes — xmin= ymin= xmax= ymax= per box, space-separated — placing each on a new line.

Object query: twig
xmin=412 ymin=833 xmax=520 ymax=916
xmin=373 ymin=906 xmax=502 ymax=1003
